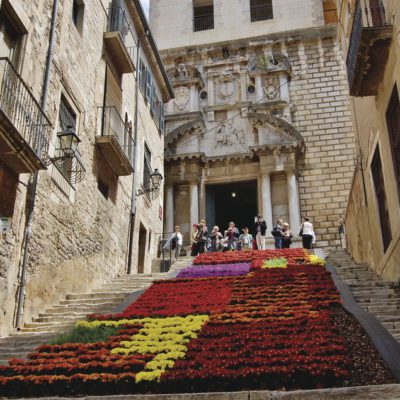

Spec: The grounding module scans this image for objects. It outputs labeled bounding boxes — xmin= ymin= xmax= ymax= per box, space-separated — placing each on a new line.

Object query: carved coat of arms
xmin=174 ymin=86 xmax=190 ymax=111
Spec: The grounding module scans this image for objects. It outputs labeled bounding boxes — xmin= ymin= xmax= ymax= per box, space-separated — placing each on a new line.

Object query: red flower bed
xmin=0 ymin=250 xmax=356 ymax=397
xmin=90 ymin=277 xmax=234 ymax=320
xmin=193 ymin=249 xmax=308 ymax=265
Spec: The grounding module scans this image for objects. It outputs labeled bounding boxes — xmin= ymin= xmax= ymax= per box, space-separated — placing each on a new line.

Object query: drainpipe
xmin=127 ymin=39 xmax=141 ymax=274
xmin=15 ymin=0 xmax=59 ymax=329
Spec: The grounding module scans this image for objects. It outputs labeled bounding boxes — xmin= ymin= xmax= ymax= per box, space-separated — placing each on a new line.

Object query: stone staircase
xmin=327 ymin=249 xmax=400 ymax=343
xmin=0 ymin=257 xmax=191 ymax=365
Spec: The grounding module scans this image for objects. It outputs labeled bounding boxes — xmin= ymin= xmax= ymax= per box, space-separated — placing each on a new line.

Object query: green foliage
xmin=51 ymin=324 xmax=119 ymax=345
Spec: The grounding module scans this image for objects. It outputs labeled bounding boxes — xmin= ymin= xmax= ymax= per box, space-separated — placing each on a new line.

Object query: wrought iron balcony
xmin=0 ymin=58 xmax=51 ymax=173
xmin=346 ymin=0 xmax=392 ymax=96
xmin=96 ymin=106 xmax=134 ymax=176
xmin=104 ymin=6 xmax=136 ymax=75
xmin=250 ymin=3 xmax=273 ymax=22
xmin=193 ymin=14 xmax=214 ymax=32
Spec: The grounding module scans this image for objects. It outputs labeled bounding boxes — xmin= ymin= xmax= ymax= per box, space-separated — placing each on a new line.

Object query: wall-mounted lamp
xmin=136 ymin=168 xmax=163 ymax=200
xmin=46 ymin=126 xmax=86 ymax=185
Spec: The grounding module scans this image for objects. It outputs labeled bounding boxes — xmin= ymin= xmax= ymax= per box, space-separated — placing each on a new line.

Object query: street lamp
xmin=136 ymin=169 xmax=164 ymax=199
xmin=57 ymin=126 xmax=81 ymax=156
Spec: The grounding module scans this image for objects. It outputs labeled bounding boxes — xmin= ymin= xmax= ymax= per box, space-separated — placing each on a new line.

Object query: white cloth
xmin=302 ymin=221 xmax=314 ymax=236
xmin=171 ymin=232 xmax=183 ymax=245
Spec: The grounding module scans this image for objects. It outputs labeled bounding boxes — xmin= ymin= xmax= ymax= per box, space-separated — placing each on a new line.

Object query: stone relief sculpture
xmin=215 ymin=121 xmax=245 ymax=147
xmin=217 ymin=75 xmax=236 ymax=99
xmin=174 ymin=86 xmax=190 ymax=111
xmin=248 ymin=52 xmax=292 ymax=74
xmin=264 ymin=76 xmax=280 ymax=99
xmin=167 ymin=64 xmax=201 ymax=81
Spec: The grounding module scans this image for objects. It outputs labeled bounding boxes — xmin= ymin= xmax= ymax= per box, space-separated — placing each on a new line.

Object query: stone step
xmin=59 ymin=296 xmax=127 ymax=305
xmin=39 ymin=311 xmax=88 ymax=318
xmin=65 ymin=292 xmax=129 ymax=300
xmin=367 ymin=304 xmax=400 ymax=313
xmin=31 ymin=315 xmax=82 ymax=323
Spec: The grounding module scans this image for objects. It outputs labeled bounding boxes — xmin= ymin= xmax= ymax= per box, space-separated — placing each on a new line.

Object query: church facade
xmin=150 ymin=0 xmax=356 ymax=247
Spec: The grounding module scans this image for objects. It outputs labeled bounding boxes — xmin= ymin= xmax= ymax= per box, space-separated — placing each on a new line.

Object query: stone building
xmin=336 ymin=0 xmax=400 ymax=281
xmin=0 ymin=0 xmax=172 ymax=336
xmin=149 ymin=0 xmax=356 ymax=246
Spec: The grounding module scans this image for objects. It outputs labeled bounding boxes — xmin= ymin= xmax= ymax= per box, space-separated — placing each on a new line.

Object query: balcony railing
xmin=96 ymin=106 xmax=134 ymax=176
xmin=250 ymin=3 xmax=273 ymax=22
xmin=0 ymin=57 xmax=51 ymax=172
xmin=193 ymin=14 xmax=214 ymax=32
xmin=346 ymin=0 xmax=392 ymax=96
xmin=105 ymin=6 xmax=137 ymax=73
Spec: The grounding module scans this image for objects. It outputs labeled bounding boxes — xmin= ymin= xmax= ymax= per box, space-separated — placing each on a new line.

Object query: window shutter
xmin=146 ymin=70 xmax=152 ymax=103
xmin=159 ymin=103 xmax=165 ymax=134
xmin=150 ymin=82 xmax=156 ymax=115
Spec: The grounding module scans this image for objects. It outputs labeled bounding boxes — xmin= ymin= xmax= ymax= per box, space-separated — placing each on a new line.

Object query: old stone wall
xmin=288 ymin=36 xmax=356 ymax=247
xmin=0 ymin=0 xmax=166 ymax=336
xmin=336 ymin=0 xmax=400 ymax=282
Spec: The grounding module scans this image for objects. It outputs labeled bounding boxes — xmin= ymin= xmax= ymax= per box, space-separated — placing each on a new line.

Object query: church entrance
xmin=206 ymin=180 xmax=258 ymax=234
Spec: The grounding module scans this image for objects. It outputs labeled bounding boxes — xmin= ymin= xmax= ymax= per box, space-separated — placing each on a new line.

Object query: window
xmin=143 ymin=144 xmax=151 ymax=190
xmin=145 ymin=69 xmax=152 ymax=103
xmin=0 ymin=4 xmax=24 ymax=65
xmin=371 ymin=145 xmax=392 ymax=252
xmin=386 ymin=85 xmax=400 ymax=198
xmin=72 ymin=0 xmax=84 ymax=35
xmin=57 ymin=96 xmax=77 ymax=183
xmin=322 ymin=0 xmax=338 ymax=24
xmin=159 ymin=104 xmax=165 ymax=134
xmin=138 ymin=59 xmax=146 ymax=94
xmin=250 ymin=0 xmax=273 ymax=22
xmin=193 ymin=0 xmax=214 ymax=32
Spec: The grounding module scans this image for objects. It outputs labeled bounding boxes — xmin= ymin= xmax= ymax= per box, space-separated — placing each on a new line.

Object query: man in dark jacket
xmin=254 ymin=214 xmax=267 ymax=250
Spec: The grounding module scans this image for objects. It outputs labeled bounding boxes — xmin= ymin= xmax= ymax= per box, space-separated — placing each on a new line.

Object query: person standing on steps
xmin=170 ymin=225 xmax=183 ymax=261
xmin=239 ymin=227 xmax=253 ymax=251
xmin=299 ymin=217 xmax=315 ymax=250
xmin=272 ymin=219 xmax=284 ymax=249
xmin=282 ymin=223 xmax=292 ymax=249
xmin=210 ymin=225 xmax=223 ymax=252
xmin=254 ymin=214 xmax=267 ymax=250
xmin=191 ymin=224 xmax=199 ymax=256
xmin=224 ymin=221 xmax=240 ymax=251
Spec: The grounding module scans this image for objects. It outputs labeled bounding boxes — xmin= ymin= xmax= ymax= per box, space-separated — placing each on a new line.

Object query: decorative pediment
xmin=248 ymin=53 xmax=292 ymax=76
xmin=166 ymin=64 xmax=204 ymax=88
xmin=165 ymin=119 xmax=205 ymax=146
xmin=248 ymin=112 xmax=304 ymax=149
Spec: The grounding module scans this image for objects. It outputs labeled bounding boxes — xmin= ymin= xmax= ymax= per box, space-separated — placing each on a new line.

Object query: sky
xmin=139 ymin=0 xmax=150 ymax=18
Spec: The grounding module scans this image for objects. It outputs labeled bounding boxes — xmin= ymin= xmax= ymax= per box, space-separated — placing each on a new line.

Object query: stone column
xmin=207 ymin=75 xmax=214 ymax=106
xmin=190 ymin=84 xmax=197 ymax=111
xmin=279 ymin=72 xmax=289 ymax=103
xmin=199 ymin=173 xmax=206 ymax=221
xmin=261 ymin=173 xmax=273 ymax=236
xmin=240 ymin=72 xmax=247 ymax=102
xmin=165 ymin=184 xmax=174 ymax=234
xmin=287 ymin=171 xmax=301 ymax=235
xmin=189 ymin=182 xmax=199 ymax=230
xmin=255 ymin=75 xmax=263 ymax=102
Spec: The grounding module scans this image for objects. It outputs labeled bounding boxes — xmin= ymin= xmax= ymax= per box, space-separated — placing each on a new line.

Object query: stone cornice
xmin=159 ymin=25 xmax=338 ymax=59
xmin=165 ymin=111 xmax=203 ymax=122
xmin=165 ymin=119 xmax=205 ymax=145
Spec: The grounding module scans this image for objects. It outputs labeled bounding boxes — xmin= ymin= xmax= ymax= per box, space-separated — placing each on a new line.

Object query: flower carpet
xmin=0 ymin=249 xmax=388 ymax=396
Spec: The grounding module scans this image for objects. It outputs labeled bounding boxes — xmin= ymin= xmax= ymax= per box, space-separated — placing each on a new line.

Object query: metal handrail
xmin=193 ymin=14 xmax=214 ymax=32
xmin=99 ymin=105 xmax=134 ymax=166
xmin=106 ymin=6 xmax=137 ymax=66
xmin=0 ymin=57 xmax=51 ymax=159
xmin=346 ymin=0 xmax=389 ymax=88
xmin=250 ymin=3 xmax=273 ymax=22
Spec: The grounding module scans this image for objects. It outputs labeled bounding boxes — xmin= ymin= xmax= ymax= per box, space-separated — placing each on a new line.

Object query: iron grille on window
xmin=386 ymin=85 xmax=400 ymax=198
xmin=250 ymin=0 xmax=273 ymax=22
xmin=193 ymin=5 xmax=214 ymax=32
xmin=371 ymin=146 xmax=392 ymax=252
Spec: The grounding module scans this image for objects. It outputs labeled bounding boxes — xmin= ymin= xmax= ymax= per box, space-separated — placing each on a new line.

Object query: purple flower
xmin=177 ymin=263 xmax=251 ymax=278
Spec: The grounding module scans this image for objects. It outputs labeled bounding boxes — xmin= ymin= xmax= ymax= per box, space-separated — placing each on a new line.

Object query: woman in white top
xmin=171 ymin=225 xmax=183 ymax=261
xmin=300 ymin=217 xmax=315 ymax=250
